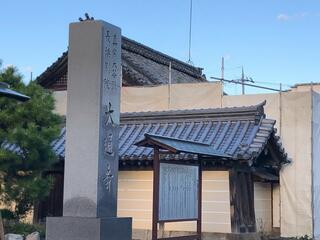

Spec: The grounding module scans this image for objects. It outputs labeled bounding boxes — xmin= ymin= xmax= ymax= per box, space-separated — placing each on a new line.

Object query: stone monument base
xmin=46 ymin=216 xmax=132 ymax=240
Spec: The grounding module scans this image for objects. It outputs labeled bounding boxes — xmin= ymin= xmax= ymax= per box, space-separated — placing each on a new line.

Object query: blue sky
xmin=1 ymin=0 xmax=319 ymax=94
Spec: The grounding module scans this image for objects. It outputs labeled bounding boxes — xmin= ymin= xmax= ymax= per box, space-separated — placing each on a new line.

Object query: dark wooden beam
xmin=197 ymin=161 xmax=202 ymax=238
xmin=152 ymin=147 xmax=160 ymax=240
xmin=229 ymin=170 xmax=256 ymax=233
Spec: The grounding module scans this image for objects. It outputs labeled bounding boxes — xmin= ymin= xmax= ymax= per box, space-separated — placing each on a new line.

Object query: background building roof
xmin=37 ymin=36 xmax=206 ymax=90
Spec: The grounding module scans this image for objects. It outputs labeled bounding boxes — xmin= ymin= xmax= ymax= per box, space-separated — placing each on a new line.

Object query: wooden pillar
xmin=197 ymin=161 xmax=202 ymax=239
xmin=229 ymin=169 xmax=256 ymax=233
xmin=152 ymin=147 xmax=160 ymax=240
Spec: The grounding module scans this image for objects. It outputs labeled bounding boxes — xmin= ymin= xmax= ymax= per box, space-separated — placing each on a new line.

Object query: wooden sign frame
xmin=152 ymin=147 xmax=202 ymax=240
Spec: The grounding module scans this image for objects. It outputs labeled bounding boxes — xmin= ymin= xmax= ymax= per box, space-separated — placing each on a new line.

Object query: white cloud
xmin=277 ymin=13 xmax=291 ymax=21
xmin=277 ymin=12 xmax=319 ymax=21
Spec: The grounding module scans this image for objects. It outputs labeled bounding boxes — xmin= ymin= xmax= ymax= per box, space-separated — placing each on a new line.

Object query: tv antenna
xmin=210 ymin=76 xmax=284 ymax=93
xmin=239 ymin=66 xmax=254 ymax=95
xmin=187 ymin=0 xmax=193 ymax=65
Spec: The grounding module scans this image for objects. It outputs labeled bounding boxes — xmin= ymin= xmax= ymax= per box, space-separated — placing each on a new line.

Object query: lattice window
xmin=50 ymin=73 xmax=68 ymax=90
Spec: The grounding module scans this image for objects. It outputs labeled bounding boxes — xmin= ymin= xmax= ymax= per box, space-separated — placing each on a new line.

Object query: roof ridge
xmin=291 ymin=82 xmax=320 ymax=88
xmin=121 ymin=101 xmax=266 ymax=122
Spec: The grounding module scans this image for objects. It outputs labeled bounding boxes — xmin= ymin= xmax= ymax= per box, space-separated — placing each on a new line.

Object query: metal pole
xmin=220 ymin=57 xmax=224 ymax=108
xmin=279 ymin=83 xmax=282 ymax=136
xmin=210 ymin=77 xmax=283 ymax=92
xmin=241 ymin=66 xmax=245 ymax=95
xmin=221 ymin=57 xmax=224 ymax=80
xmin=187 ymin=0 xmax=193 ymax=64
xmin=168 ymin=62 xmax=172 ymax=110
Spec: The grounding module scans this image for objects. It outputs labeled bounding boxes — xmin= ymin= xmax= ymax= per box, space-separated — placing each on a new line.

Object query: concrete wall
xmin=117 ymin=171 xmax=231 ymax=233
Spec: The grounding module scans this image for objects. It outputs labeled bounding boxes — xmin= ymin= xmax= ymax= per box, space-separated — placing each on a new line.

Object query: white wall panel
xmin=159 ymin=163 xmax=198 ymax=221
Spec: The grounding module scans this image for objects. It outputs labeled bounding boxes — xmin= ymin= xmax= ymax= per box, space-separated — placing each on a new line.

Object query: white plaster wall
xmin=254 ymin=182 xmax=272 ymax=233
xmin=53 ymin=82 xmax=223 ymax=115
xmin=53 ymin=90 xmax=67 ymax=116
xmin=272 ymin=184 xmax=280 ymax=228
xmin=117 ymin=171 xmax=231 ymax=233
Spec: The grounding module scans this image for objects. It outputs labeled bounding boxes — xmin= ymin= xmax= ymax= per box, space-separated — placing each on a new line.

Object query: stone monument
xmin=46 ymin=20 xmax=132 ymax=240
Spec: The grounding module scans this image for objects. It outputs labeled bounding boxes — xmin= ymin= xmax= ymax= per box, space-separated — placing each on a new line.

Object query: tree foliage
xmin=0 ymin=64 xmax=62 ymax=219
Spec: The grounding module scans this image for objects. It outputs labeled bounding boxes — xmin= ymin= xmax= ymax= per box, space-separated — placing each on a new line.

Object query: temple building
xmin=34 ymin=35 xmax=320 ymax=239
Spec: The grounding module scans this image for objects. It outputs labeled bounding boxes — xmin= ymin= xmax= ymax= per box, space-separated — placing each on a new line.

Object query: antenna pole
xmin=169 ymin=62 xmax=172 ymax=85
xmin=279 ymin=83 xmax=283 ymax=136
xmin=241 ymin=66 xmax=245 ymax=95
xmin=187 ymin=0 xmax=193 ymax=64
xmin=221 ymin=57 xmax=224 ymax=80
xmin=168 ymin=62 xmax=172 ymax=109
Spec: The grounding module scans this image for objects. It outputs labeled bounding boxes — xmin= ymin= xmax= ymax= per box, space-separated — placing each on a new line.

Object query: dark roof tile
xmin=37 ymin=37 xmax=206 ymax=89
xmin=48 ymin=102 xmax=288 ymax=164
xmin=3 ymin=102 xmax=289 ymax=166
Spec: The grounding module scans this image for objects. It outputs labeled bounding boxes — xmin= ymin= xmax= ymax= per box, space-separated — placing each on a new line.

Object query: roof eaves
xmin=36 ymin=51 xmax=68 ymax=86
xmin=121 ymin=101 xmax=267 ymax=123
xmin=135 ymin=133 xmax=231 ymax=159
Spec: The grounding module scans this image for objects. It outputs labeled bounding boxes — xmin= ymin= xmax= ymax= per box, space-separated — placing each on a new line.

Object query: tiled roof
xmin=48 ymin=102 xmax=288 ymax=167
xmin=36 ymin=37 xmax=206 ymax=89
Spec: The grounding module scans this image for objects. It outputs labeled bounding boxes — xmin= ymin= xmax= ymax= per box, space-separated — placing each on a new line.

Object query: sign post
xmin=152 ymin=148 xmax=202 ymax=240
